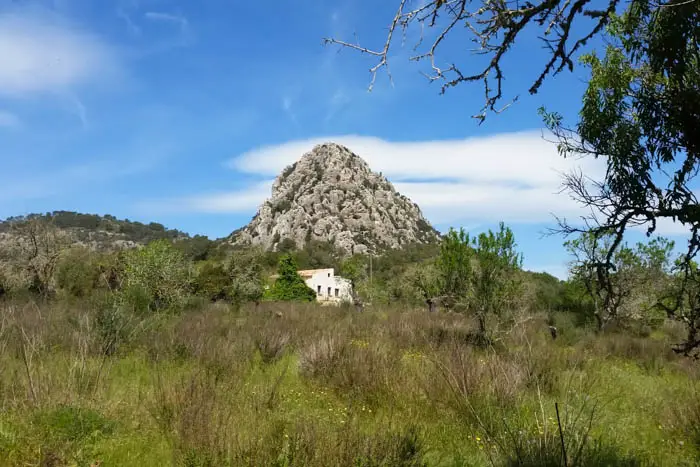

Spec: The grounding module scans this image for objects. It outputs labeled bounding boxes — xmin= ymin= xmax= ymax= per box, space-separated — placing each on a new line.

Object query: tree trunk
xmin=593 ymin=312 xmax=604 ymax=333
xmin=474 ymin=311 xmax=490 ymax=347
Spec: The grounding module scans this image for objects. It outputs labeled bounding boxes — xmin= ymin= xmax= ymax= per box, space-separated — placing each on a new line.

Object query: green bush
xmin=265 ymin=254 xmax=316 ymax=302
xmin=193 ymin=261 xmax=230 ymax=301
xmin=55 ymin=247 xmax=102 ymax=298
xmin=120 ymin=239 xmax=192 ymax=312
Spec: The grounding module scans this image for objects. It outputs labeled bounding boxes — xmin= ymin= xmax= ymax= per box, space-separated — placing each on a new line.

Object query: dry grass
xmin=0 ymin=300 xmax=698 ymax=466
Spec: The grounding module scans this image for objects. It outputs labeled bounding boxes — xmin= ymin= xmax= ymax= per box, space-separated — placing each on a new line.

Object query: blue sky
xmin=0 ymin=0 xmax=688 ymax=278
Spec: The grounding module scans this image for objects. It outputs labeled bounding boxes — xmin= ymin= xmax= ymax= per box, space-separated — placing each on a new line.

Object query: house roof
xmin=297 ymin=268 xmax=333 ymax=278
xmin=269 ymin=268 xmax=334 ymax=280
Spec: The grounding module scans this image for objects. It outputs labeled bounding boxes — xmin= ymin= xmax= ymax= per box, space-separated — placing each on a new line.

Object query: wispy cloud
xmin=137 ymin=181 xmax=274 ymax=215
xmin=223 ymin=132 xmax=608 ymax=228
xmin=117 ymin=7 xmax=141 ymax=37
xmin=281 ymin=95 xmax=299 ymax=124
xmin=0 ymin=11 xmax=121 ymax=98
xmin=0 ymin=141 xmax=174 ymax=207
xmin=0 ymin=110 xmax=20 ymax=129
xmin=144 ymin=11 xmax=189 ymax=31
xmin=325 ymin=89 xmax=351 ymax=122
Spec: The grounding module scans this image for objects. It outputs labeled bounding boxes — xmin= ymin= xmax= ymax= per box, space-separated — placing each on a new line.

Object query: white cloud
xmin=0 ymin=110 xmax=20 ymax=128
xmin=137 ymin=181 xmax=274 ymax=215
xmin=0 ymin=11 xmax=120 ymax=97
xmin=227 ymin=132 xmax=604 ymax=227
xmin=230 ymin=132 xmax=604 ymax=185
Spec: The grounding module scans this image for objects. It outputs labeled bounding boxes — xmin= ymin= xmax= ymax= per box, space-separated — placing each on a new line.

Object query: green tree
xmin=565 ymin=233 xmax=674 ymax=330
xmin=540 ymin=4 xmax=698 ymax=349
xmin=120 ymin=239 xmax=192 ymax=312
xmin=193 ymin=251 xmax=264 ymax=307
xmin=436 ymin=228 xmax=473 ymax=310
xmin=470 ymin=223 xmax=523 ymax=338
xmin=663 ymin=259 xmax=700 ymax=356
xmin=227 ymin=249 xmax=265 ymax=306
xmin=404 ymin=261 xmax=442 ymax=312
xmin=266 ymin=254 xmax=316 ymax=302
xmin=174 ymin=235 xmax=214 ymax=261
xmin=433 ymin=224 xmax=523 ymax=338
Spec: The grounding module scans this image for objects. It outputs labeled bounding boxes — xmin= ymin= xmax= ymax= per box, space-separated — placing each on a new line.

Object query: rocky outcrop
xmin=230 ymin=142 xmax=439 ymax=254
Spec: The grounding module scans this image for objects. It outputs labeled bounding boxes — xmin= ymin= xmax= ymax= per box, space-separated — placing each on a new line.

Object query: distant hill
xmin=230 ymin=142 xmax=440 ymax=255
xmin=0 ymin=211 xmax=190 ymax=251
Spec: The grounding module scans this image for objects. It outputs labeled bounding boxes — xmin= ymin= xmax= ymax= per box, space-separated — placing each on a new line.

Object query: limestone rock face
xmin=230 ymin=142 xmax=439 ymax=254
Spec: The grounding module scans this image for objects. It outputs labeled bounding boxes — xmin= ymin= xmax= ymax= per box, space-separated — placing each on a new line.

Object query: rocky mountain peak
xmin=230 ymin=142 xmax=439 ymax=254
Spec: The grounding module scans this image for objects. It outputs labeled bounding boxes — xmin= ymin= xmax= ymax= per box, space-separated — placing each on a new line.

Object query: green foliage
xmin=120 ymin=239 xmax=192 ymax=312
xmin=227 ymin=249 xmax=265 ymax=305
xmin=34 ymin=406 xmax=115 ymax=444
xmin=294 ymin=240 xmax=343 ymax=271
xmin=436 ymin=228 xmax=473 ymax=309
xmin=432 ymin=223 xmax=522 ymax=336
xmin=542 ymin=2 xmax=699 ymax=348
xmin=470 ymin=223 xmax=523 ymax=321
xmin=194 ymin=261 xmax=230 ymax=301
xmin=340 ymin=254 xmax=367 ymax=287
xmin=55 ymin=247 xmax=102 ymax=298
xmin=174 ymin=235 xmax=215 ymax=261
xmin=266 ymin=254 xmax=316 ymax=302
xmin=192 ymin=251 xmax=265 ymax=306
xmin=0 ymin=211 xmax=188 ymax=244
xmin=527 ymin=272 xmax=566 ymax=312
xmin=565 ymin=233 xmax=674 ymax=330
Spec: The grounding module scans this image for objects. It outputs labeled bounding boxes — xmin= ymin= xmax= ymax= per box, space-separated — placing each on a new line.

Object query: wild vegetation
xmin=2 ymin=0 xmax=698 ymax=464
xmin=1 ymin=213 xmax=700 ymax=466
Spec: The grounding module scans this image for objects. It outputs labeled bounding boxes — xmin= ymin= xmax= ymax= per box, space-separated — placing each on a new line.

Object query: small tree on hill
xmin=266 ymin=254 xmax=316 ymax=302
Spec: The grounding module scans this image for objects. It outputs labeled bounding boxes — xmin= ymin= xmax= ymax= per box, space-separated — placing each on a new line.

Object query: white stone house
xmin=298 ymin=268 xmax=353 ymax=304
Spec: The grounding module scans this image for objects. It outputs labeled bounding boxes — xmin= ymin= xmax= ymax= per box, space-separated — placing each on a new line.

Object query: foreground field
xmin=0 ymin=301 xmax=698 ymax=466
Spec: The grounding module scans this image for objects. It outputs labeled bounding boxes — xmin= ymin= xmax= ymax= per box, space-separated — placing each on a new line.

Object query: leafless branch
xmin=325 ymin=0 xmax=623 ymax=121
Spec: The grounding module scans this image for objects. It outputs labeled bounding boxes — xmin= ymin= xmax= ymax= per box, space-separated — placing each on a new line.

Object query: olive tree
xmin=120 ymin=239 xmax=193 ymax=312
xmin=434 ymin=224 xmax=523 ymax=339
xmin=566 ymin=232 xmax=675 ymax=331
xmin=470 ymin=223 xmax=523 ymax=338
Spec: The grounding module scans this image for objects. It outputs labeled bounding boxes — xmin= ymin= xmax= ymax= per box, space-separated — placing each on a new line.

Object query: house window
xmin=327 ymin=287 xmax=331 ymax=296
xmin=328 ymin=273 xmax=331 ymax=277
xmin=317 ymin=285 xmax=321 ymax=295
xmin=334 ymin=288 xmax=339 ymax=297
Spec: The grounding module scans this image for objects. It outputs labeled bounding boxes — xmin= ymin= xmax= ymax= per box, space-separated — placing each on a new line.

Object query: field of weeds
xmin=0 ymin=301 xmax=698 ymax=466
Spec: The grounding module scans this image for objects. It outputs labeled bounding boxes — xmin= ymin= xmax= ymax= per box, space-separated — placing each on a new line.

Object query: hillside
xmin=0 ymin=211 xmax=189 ymax=251
xmin=230 ymin=142 xmax=440 ymax=254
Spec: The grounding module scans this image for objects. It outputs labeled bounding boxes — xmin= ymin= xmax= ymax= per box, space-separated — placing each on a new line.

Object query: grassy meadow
xmin=1 ymin=300 xmax=699 ymax=466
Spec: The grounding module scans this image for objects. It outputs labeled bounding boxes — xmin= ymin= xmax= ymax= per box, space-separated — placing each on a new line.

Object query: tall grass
xmin=0 ymin=300 xmax=697 ymax=466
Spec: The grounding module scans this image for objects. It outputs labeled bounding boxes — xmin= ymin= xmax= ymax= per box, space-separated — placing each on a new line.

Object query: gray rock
xmin=229 ymin=142 xmax=440 ymax=254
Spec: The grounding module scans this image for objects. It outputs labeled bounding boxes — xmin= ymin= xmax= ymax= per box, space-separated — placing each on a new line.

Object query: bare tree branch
xmin=324 ymin=0 xmax=623 ymax=122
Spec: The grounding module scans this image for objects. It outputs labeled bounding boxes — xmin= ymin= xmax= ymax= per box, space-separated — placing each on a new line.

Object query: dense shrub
xmin=265 ymin=254 xmax=316 ymax=302
xmin=119 ymin=239 xmax=192 ymax=312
